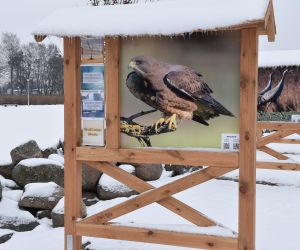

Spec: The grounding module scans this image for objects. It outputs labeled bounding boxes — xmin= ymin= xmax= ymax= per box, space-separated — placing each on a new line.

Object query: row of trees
xmin=0 ymin=32 xmax=63 ymax=96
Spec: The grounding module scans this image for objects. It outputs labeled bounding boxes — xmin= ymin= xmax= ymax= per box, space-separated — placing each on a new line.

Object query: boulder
xmin=82 ymin=163 xmax=102 ymax=191
xmin=0 ymin=163 xmax=14 ymax=179
xmin=133 ymin=163 xmax=163 ymax=181
xmin=51 ymin=198 xmax=87 ymax=228
xmin=12 ymin=158 xmax=64 ymax=188
xmin=0 ymin=198 xmax=39 ymax=232
xmin=19 ymin=182 xmax=64 ymax=210
xmin=0 ymin=175 xmax=18 ymax=190
xmin=0 ymin=230 xmax=14 ymax=244
xmin=48 ymin=154 xmax=64 ymax=165
xmin=36 ymin=210 xmax=51 ymax=220
xmin=165 ymin=164 xmax=202 ymax=176
xmin=82 ymin=192 xmax=99 ymax=206
xmin=97 ymin=164 xmax=137 ymax=200
xmin=10 ymin=140 xmax=43 ymax=165
xmin=42 ymin=148 xmax=58 ymax=159
xmin=0 ymin=180 xmax=2 ymax=201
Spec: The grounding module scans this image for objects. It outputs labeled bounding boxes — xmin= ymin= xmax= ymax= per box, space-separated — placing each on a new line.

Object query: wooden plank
xmin=63 ymin=37 xmax=82 ymax=250
xmin=256 ymin=130 xmax=297 ymax=148
xmin=277 ymin=139 xmax=300 ymax=144
xmin=256 ymin=121 xmax=300 ymax=131
xmin=238 ymin=28 xmax=258 ymax=250
xmin=104 ymin=37 xmax=121 ymax=149
xmin=76 ymin=147 xmax=239 ymax=167
xmin=264 ymin=0 xmax=276 ymax=42
xmin=76 ymin=223 xmax=238 ymax=250
xmin=257 ymin=161 xmax=300 ymax=171
xmin=257 ymin=146 xmax=289 ymax=160
xmin=34 ymin=35 xmax=46 ymax=42
xmin=81 ymin=56 xmax=104 ymax=64
xmin=80 ymin=166 xmax=235 ymax=225
xmin=86 ymin=161 xmax=217 ymax=227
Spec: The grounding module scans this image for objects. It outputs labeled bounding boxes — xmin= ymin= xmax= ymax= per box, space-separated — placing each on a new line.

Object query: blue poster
xmin=81 ymin=64 xmax=104 ymax=91
xmin=81 ymin=90 xmax=104 ymax=118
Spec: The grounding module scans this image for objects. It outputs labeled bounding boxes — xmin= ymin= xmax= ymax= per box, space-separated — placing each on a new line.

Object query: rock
xmin=51 ymin=198 xmax=87 ymax=228
xmin=19 ymin=182 xmax=64 ymax=210
xmin=42 ymin=148 xmax=58 ymax=159
xmin=0 ymin=163 xmax=14 ymax=179
xmin=10 ymin=140 xmax=43 ymax=165
xmin=165 ymin=164 xmax=202 ymax=176
xmin=82 ymin=192 xmax=99 ymax=206
xmin=12 ymin=158 xmax=64 ymax=188
xmin=0 ymin=180 xmax=2 ymax=202
xmin=0 ymin=198 xmax=39 ymax=232
xmin=82 ymin=163 xmax=102 ymax=192
xmin=0 ymin=230 xmax=14 ymax=244
xmin=0 ymin=175 xmax=18 ymax=190
xmin=133 ymin=163 xmax=163 ymax=181
xmin=97 ymin=164 xmax=137 ymax=200
xmin=37 ymin=210 xmax=51 ymax=219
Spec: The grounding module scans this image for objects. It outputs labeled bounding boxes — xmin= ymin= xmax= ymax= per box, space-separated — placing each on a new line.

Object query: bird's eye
xmin=135 ymin=60 xmax=142 ymax=65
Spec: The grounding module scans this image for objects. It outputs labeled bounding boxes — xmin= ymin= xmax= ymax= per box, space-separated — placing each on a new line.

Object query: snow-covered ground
xmin=0 ymin=105 xmax=64 ymax=164
xmin=0 ymin=105 xmax=300 ymax=250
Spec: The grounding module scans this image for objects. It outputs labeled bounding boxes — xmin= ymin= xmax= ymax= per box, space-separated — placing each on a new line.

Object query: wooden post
xmin=64 ymin=37 xmax=82 ymax=250
xmin=239 ymin=28 xmax=258 ymax=250
xmin=105 ymin=37 xmax=121 ymax=149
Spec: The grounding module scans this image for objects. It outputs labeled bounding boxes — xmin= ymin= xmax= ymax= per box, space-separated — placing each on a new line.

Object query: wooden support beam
xmin=257 ymin=146 xmax=289 ymax=160
xmin=63 ymin=37 xmax=82 ymax=250
xmin=76 ymin=223 xmax=238 ymax=250
xmin=256 ymin=130 xmax=298 ymax=148
xmin=239 ymin=28 xmax=258 ymax=250
xmin=80 ymin=166 xmax=235 ymax=225
xmin=34 ymin=35 xmax=47 ymax=42
xmin=105 ymin=37 xmax=121 ymax=149
xmin=256 ymin=121 xmax=300 ymax=131
xmin=257 ymin=161 xmax=300 ymax=171
xmin=76 ymin=147 xmax=239 ymax=167
xmin=277 ymin=139 xmax=300 ymax=144
xmin=86 ymin=161 xmax=218 ymax=227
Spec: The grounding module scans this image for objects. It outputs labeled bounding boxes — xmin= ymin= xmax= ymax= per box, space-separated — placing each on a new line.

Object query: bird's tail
xmin=202 ymin=96 xmax=235 ymax=117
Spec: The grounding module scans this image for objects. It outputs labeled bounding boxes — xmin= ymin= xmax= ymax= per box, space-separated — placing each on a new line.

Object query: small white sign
xmin=291 ymin=115 xmax=300 ymax=123
xmin=221 ymin=134 xmax=240 ymax=151
xmin=82 ymin=118 xmax=105 ymax=146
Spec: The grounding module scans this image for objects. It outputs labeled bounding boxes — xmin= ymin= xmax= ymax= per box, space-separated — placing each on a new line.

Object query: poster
xmin=81 ymin=90 xmax=104 ymax=118
xmin=81 ymin=38 xmax=103 ymax=62
xmin=120 ymin=32 xmax=240 ymax=149
xmin=81 ymin=64 xmax=104 ymax=91
xmin=82 ymin=118 xmax=105 ymax=146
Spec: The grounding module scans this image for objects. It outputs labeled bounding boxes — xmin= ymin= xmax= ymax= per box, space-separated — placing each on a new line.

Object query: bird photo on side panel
xmin=126 ymin=55 xmax=235 ymax=132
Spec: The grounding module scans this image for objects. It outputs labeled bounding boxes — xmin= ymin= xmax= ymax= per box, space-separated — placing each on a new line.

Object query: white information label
xmin=82 ymin=118 xmax=105 ymax=146
xmin=221 ymin=134 xmax=240 ymax=151
xmin=66 ymin=235 xmax=73 ymax=250
xmin=291 ymin=115 xmax=300 ymax=123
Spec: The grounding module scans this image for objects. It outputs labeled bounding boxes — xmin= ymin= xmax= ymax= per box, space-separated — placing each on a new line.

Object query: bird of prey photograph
xmin=126 ymin=55 xmax=235 ymax=132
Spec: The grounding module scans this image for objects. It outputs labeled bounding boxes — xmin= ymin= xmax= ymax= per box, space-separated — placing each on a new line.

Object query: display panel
xmin=120 ymin=32 xmax=240 ymax=149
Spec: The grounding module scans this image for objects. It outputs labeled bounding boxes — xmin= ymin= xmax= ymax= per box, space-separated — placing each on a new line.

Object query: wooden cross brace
xmin=79 ymin=162 xmax=236 ymax=227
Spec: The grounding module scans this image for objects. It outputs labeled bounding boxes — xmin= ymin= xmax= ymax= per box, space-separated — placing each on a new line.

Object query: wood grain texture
xmin=258 ymin=146 xmax=289 ymax=160
xmin=257 ymin=161 xmax=300 ymax=171
xmin=84 ymin=161 xmax=219 ymax=227
xmin=76 ymin=147 xmax=239 ymax=167
xmin=104 ymin=37 xmax=121 ymax=149
xmin=76 ymin=223 xmax=237 ymax=250
xmin=238 ymin=28 xmax=258 ymax=250
xmin=256 ymin=130 xmax=298 ymax=148
xmin=63 ymin=37 xmax=82 ymax=250
xmin=80 ymin=166 xmax=235 ymax=225
xmin=257 ymin=121 xmax=300 ymax=131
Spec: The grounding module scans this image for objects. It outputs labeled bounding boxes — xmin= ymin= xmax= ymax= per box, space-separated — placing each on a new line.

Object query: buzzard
xmin=126 ymin=55 xmax=234 ymax=131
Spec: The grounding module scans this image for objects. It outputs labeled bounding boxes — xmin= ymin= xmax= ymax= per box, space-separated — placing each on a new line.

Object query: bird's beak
xmin=128 ymin=61 xmax=137 ymax=71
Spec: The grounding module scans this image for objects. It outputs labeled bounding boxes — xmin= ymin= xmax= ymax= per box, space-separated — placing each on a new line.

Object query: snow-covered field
xmin=0 ymin=105 xmax=300 ymax=250
xmin=0 ymin=105 xmax=64 ymax=164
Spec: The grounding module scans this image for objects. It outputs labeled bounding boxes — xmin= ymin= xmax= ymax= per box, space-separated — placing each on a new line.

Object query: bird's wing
xmin=164 ymin=70 xmax=234 ymax=119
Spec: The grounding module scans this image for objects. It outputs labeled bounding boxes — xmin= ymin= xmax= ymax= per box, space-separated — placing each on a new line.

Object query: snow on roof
xmin=259 ymin=50 xmax=300 ymax=67
xmin=32 ymin=0 xmax=270 ymax=38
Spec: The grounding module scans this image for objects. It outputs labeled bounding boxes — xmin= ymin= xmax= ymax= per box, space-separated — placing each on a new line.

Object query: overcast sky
xmin=0 ymin=0 xmax=299 ymax=51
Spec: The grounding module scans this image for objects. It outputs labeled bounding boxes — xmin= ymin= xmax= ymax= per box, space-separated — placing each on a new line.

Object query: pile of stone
xmin=0 ymin=139 xmax=165 ymax=244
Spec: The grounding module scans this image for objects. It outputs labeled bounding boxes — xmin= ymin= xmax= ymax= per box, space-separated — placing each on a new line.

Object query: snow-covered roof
xmin=32 ymin=0 xmax=274 ymax=39
xmin=259 ymin=50 xmax=300 ymax=67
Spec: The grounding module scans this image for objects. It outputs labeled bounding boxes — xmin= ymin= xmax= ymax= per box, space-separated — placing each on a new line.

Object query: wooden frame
xmin=256 ymin=121 xmax=300 ymax=171
xmin=62 ymin=27 xmax=259 ymax=250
